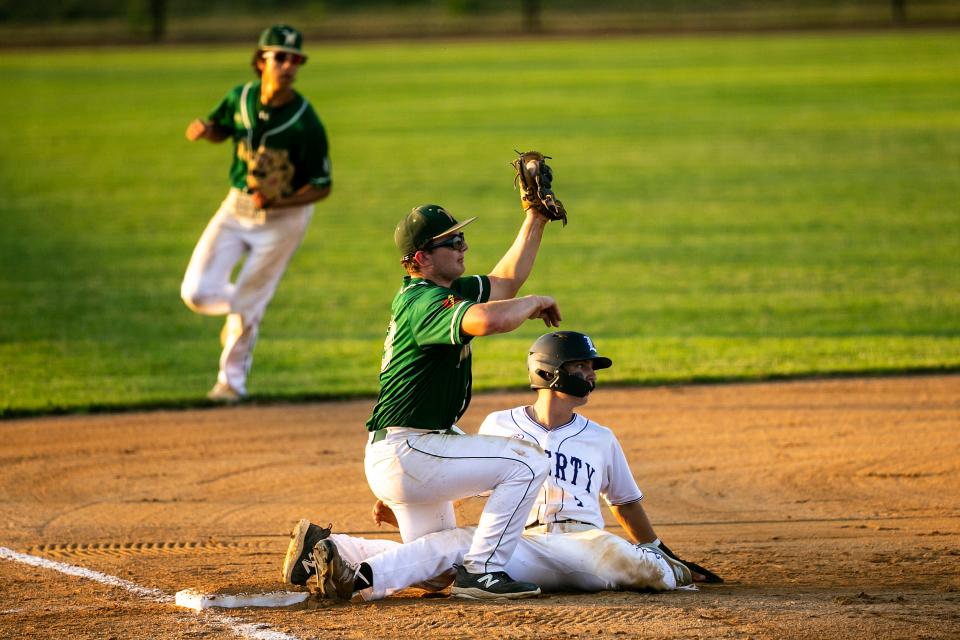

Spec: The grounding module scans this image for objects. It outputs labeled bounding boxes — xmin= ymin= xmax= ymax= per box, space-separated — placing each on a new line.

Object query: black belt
xmin=369 ymin=427 xmax=458 ymax=444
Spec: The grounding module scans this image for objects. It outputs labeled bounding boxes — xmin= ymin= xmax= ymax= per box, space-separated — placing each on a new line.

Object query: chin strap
xmin=545 ymin=369 xmax=594 ymax=397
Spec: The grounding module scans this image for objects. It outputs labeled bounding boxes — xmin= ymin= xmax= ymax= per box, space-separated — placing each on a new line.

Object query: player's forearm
xmin=185 ymin=119 xmax=231 ymax=143
xmin=204 ymin=124 xmax=232 ymax=142
xmin=267 ymin=184 xmax=331 ymax=209
xmin=486 ymin=211 xmax=547 ymax=300
xmin=461 ymin=295 xmax=556 ymax=337
xmin=610 ymin=502 xmax=657 ymax=545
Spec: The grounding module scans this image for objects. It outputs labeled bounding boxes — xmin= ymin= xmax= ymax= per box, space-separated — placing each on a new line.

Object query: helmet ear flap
xmin=537 ymin=368 xmax=555 ymax=382
xmin=528 ymin=358 xmax=558 ymax=389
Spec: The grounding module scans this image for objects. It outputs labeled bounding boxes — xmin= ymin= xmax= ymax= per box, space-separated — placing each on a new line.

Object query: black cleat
xmin=281 ymin=519 xmax=332 ymax=586
xmin=450 ymin=564 xmax=541 ymax=600
xmin=313 ymin=538 xmax=358 ymax=600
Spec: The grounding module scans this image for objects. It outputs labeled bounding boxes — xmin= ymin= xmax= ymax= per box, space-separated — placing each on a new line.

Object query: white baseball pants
xmin=364 ymin=428 xmax=549 ymax=574
xmin=331 ymin=523 xmax=677 ymax=601
xmin=180 ymin=189 xmax=312 ymax=395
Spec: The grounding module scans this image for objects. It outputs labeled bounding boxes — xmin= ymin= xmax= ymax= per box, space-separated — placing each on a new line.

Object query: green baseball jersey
xmin=366 ymin=275 xmax=492 ymax=432
xmin=208 ymin=81 xmax=331 ymax=194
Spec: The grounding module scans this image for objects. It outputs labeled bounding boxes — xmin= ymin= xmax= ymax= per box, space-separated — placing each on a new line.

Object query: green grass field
xmin=1 ymin=31 xmax=958 ymax=415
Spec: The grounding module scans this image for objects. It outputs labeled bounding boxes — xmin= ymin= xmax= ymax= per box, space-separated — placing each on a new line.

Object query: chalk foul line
xmin=0 ymin=546 xmax=300 ymax=640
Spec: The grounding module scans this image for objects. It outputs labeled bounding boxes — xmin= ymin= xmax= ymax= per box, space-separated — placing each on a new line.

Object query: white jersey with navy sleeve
xmin=478 ymin=407 xmax=643 ymax=530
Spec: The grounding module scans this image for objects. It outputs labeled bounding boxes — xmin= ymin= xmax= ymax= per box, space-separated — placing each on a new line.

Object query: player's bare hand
xmin=251 ymin=191 xmax=272 ymax=209
xmin=372 ymin=499 xmax=399 ymax=528
xmin=530 ymin=296 xmax=561 ymax=327
xmin=185 ymin=119 xmax=209 ymax=141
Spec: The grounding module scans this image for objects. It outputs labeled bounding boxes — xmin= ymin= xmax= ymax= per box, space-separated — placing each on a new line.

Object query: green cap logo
xmin=257 ymin=24 xmax=306 ymax=58
xmin=394 ymin=204 xmax=477 ymax=257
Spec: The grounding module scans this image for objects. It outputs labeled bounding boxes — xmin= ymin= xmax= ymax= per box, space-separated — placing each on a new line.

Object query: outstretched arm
xmin=460 ymin=295 xmax=561 ymax=337
xmin=184 ymin=119 xmax=231 ymax=143
xmin=486 ymin=210 xmax=548 ymax=301
xmin=611 ymin=501 xmax=723 ymax=583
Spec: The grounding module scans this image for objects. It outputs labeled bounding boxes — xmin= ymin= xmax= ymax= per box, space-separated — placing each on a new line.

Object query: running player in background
xmin=181 ymin=24 xmax=331 ymax=401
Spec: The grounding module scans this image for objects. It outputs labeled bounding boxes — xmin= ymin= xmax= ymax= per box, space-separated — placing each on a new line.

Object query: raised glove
xmin=512 ymin=150 xmax=567 ymax=225
xmin=246 ymin=145 xmax=295 ymax=205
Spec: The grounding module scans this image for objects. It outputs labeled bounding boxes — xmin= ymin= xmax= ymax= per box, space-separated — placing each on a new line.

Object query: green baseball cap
xmin=257 ymin=24 xmax=307 ymax=59
xmin=395 ymin=204 xmax=477 ymax=257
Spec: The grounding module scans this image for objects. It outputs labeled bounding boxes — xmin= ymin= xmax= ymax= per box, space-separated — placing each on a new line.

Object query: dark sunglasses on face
xmin=267 ymin=51 xmax=306 ymax=66
xmin=424 ymin=233 xmax=466 ymax=252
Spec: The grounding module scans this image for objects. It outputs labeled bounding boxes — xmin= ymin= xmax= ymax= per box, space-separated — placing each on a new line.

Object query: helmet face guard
xmin=545 ymin=367 xmax=595 ymax=398
xmin=527 ymin=331 xmax=612 ymax=397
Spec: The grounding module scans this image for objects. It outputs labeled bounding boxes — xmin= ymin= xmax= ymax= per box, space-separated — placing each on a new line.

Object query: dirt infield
xmin=1 ymin=375 xmax=958 ymax=639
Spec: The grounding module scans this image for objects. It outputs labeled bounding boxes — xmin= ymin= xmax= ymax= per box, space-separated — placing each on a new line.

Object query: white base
xmin=175 ymin=588 xmax=310 ymax=610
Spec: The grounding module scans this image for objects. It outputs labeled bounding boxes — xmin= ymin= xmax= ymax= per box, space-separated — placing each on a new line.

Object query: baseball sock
xmin=353 ymin=562 xmax=373 ymax=591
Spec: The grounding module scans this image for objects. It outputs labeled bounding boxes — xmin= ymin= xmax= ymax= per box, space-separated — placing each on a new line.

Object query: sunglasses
xmin=265 ymin=51 xmax=307 ymax=66
xmin=424 ymin=233 xmax=466 ymax=252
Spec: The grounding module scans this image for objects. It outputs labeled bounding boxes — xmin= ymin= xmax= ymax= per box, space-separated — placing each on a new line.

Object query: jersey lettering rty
xmin=479 ymin=407 xmax=643 ymax=530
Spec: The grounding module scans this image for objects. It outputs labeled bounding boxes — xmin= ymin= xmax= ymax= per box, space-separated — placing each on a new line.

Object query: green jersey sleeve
xmin=207 ymin=84 xmax=244 ymax=135
xmin=409 ymin=275 xmax=491 ymax=346
xmin=296 ymin=105 xmax=331 ymax=188
xmin=365 ymin=275 xmax=491 ymax=431
xmin=451 ymin=274 xmax=492 ymax=304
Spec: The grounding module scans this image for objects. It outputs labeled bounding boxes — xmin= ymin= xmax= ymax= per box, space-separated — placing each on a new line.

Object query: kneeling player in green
xmin=357 ymin=202 xmax=564 ymax=598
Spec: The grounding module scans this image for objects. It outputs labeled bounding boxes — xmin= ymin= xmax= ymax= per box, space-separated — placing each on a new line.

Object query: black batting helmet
xmin=527 ymin=331 xmax=612 ymax=397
